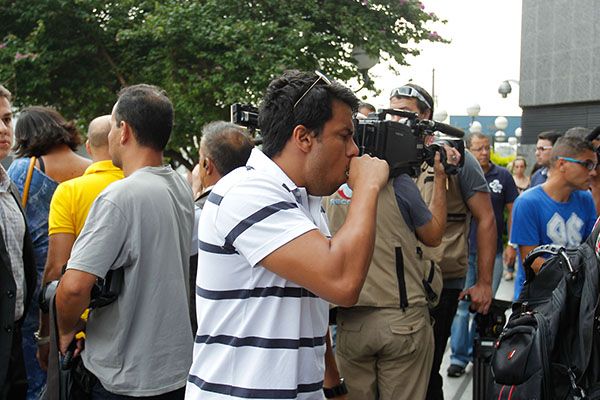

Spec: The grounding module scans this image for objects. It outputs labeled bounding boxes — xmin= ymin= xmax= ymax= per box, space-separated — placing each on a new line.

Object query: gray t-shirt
xmin=458 ymin=151 xmax=489 ymax=200
xmin=67 ymin=166 xmax=194 ymax=396
xmin=393 ymin=174 xmax=432 ymax=232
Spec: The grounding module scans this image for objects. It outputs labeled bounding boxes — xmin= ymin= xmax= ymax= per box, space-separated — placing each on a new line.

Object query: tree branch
xmin=100 ymin=47 xmax=127 ymax=87
xmin=164 ymin=149 xmax=194 ymax=171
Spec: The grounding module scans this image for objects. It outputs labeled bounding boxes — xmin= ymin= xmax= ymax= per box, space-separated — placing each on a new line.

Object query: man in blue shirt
xmin=447 ymin=132 xmax=519 ymax=377
xmin=511 ymin=136 xmax=598 ymax=299
xmin=530 ymin=130 xmax=562 ymax=187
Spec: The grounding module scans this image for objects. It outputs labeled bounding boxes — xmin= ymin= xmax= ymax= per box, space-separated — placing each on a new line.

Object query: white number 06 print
xmin=546 ymin=212 xmax=584 ymax=247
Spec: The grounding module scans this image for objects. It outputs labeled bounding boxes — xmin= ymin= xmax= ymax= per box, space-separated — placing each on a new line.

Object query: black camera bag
xmin=489 ymin=221 xmax=600 ymax=399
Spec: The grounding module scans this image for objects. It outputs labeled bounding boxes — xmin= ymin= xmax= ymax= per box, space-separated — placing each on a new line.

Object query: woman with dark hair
xmin=7 ymin=106 xmax=90 ymax=399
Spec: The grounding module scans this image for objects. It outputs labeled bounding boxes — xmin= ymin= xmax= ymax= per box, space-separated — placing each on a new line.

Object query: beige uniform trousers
xmin=336 ymin=306 xmax=434 ymax=400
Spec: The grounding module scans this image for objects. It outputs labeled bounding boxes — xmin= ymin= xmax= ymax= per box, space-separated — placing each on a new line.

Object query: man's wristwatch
xmin=34 ymin=330 xmax=50 ymax=346
xmin=323 ymin=378 xmax=348 ymax=398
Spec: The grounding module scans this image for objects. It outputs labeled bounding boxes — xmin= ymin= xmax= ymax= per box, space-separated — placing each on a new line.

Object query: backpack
xmin=489 ymin=221 xmax=600 ymax=399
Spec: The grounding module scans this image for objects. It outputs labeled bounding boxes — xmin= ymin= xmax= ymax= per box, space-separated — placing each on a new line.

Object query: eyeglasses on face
xmin=558 ymin=156 xmax=598 ymax=171
xmin=535 ymin=145 xmax=552 ymax=152
xmin=389 ymin=86 xmax=432 ymax=110
xmin=470 ymin=145 xmax=491 ymax=153
xmin=293 ymin=70 xmax=332 ymax=109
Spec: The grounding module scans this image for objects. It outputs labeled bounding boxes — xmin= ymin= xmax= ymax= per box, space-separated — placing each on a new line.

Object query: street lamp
xmin=498 ymin=79 xmax=520 ymax=98
xmin=352 ymin=46 xmax=379 ymax=90
xmin=494 ymin=116 xmax=508 ymax=141
xmin=466 ymin=104 xmax=481 ymax=123
xmin=433 ymin=109 xmax=448 ymax=122
xmin=469 ymin=121 xmax=482 ymax=134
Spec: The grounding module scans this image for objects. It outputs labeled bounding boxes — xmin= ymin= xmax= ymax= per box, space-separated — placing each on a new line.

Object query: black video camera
xmin=354 ymin=109 xmax=465 ymax=177
xmin=231 ymin=103 xmax=262 ymax=145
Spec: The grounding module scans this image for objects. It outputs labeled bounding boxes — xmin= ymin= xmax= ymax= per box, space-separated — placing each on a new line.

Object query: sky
xmin=358 ymin=0 xmax=523 ymax=120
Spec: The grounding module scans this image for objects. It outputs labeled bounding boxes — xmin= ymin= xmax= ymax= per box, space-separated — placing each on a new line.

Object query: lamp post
xmin=433 ymin=109 xmax=448 ymax=123
xmin=352 ymin=46 xmax=379 ymax=91
xmin=498 ymin=79 xmax=520 ymax=98
xmin=494 ymin=116 xmax=508 ymax=142
xmin=466 ymin=103 xmax=481 ymax=134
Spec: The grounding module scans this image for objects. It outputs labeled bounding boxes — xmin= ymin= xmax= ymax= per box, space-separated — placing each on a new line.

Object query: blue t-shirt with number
xmin=510 ymin=185 xmax=596 ymax=298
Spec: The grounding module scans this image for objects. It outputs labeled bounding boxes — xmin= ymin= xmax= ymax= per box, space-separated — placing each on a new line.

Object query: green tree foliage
xmin=0 ymin=0 xmax=446 ymax=169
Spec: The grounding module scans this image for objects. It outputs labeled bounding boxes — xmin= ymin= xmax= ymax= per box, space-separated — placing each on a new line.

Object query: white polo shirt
xmin=186 ymin=148 xmax=330 ymax=400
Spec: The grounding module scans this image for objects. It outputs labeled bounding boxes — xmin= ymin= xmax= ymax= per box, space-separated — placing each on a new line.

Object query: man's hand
xmin=36 ymin=343 xmax=49 ymax=371
xmin=503 ymin=246 xmax=516 ymax=267
xmin=346 ymin=154 xmax=389 ymax=192
xmin=443 ymin=146 xmax=461 ymax=167
xmin=460 ymin=282 xmax=492 ymax=314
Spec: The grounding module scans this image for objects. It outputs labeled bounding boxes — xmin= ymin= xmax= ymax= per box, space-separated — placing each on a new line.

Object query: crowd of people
xmin=1 ymin=70 xmax=599 ymax=400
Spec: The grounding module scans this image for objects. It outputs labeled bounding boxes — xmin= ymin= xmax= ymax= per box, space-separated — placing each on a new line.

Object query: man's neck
xmin=122 ymin=151 xmax=163 ymax=177
xmin=542 ymin=176 xmax=574 ymax=203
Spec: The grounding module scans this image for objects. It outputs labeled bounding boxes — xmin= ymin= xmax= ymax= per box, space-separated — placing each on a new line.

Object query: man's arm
xmin=415 ymin=152 xmax=447 ymax=246
xmin=261 ymin=156 xmax=388 ymax=307
xmin=323 ymin=329 xmax=346 ymax=399
xmin=55 ymin=269 xmax=97 ymax=354
xmin=502 ymin=203 xmax=516 ymax=267
xmin=462 ymin=191 xmax=496 ymax=313
xmin=37 ymin=233 xmax=75 ymax=369
xmin=519 ymin=245 xmax=544 ymax=273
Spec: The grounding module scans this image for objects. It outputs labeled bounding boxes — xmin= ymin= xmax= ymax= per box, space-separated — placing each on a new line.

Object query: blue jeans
xmin=514 ymin=256 xmax=526 ymax=300
xmin=449 ymin=251 xmax=503 ymax=368
xmin=8 ymin=157 xmax=57 ymax=399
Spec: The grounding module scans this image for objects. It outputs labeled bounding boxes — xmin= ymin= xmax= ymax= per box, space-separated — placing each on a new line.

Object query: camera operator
xmin=186 ymin=70 xmax=389 ymax=399
xmin=389 ymin=84 xmax=496 ymax=400
xmin=324 ymin=135 xmax=459 ymax=398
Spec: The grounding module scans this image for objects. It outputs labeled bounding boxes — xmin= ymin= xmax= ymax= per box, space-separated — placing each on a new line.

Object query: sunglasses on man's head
xmin=293 ymin=70 xmax=332 ymax=109
xmin=389 ymin=86 xmax=432 ymax=110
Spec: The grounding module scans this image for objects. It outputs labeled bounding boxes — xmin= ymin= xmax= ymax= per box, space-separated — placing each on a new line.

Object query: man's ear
xmin=120 ymin=121 xmax=132 ymax=145
xmin=85 ymin=140 xmax=91 ymax=156
xmin=291 ymin=125 xmax=314 ymax=154
xmin=205 ymin=158 xmax=214 ymax=175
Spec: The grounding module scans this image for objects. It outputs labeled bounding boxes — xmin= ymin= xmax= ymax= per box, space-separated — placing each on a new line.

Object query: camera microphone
xmin=419 ymin=120 xmax=465 ymax=138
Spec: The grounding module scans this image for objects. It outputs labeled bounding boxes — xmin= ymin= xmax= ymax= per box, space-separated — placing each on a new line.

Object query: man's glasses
xmin=535 ymin=145 xmax=552 ymax=152
xmin=470 ymin=145 xmax=491 ymax=153
xmin=559 ymin=156 xmax=598 ymax=171
xmin=293 ymin=70 xmax=332 ymax=109
xmin=389 ymin=86 xmax=432 ymax=110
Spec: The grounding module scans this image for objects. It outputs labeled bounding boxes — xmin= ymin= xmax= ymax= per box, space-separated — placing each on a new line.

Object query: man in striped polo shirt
xmin=186 ymin=70 xmax=389 ymax=399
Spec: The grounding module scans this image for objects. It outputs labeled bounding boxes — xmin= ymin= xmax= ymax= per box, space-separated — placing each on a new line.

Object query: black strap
xmin=38 ymin=156 xmax=45 ymax=173
xmin=447 ymin=213 xmax=467 ymax=222
xmin=422 ymin=261 xmax=438 ymax=304
xmin=426 ymin=261 xmax=435 ymax=283
xmin=395 ymin=247 xmax=409 ymax=310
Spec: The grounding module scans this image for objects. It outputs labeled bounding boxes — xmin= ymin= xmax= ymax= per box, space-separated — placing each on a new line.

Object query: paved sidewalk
xmin=440 ymin=275 xmax=515 ymax=400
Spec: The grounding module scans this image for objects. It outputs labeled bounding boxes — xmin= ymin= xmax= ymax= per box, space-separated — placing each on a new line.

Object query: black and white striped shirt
xmin=186 ymin=149 xmax=330 ymax=400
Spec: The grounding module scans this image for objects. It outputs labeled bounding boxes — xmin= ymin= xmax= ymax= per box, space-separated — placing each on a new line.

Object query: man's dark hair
xmin=390 ymin=83 xmax=434 ymax=117
xmin=538 ymin=130 xmax=562 ymax=145
xmin=550 ymin=136 xmax=595 ymax=168
xmin=201 ymin=121 xmax=254 ymax=176
xmin=466 ymin=132 xmax=489 ymax=148
xmin=13 ymin=106 xmax=82 ymax=157
xmin=0 ymin=85 xmax=11 ymax=102
xmin=358 ymin=102 xmax=376 ymax=114
xmin=258 ymin=70 xmax=359 ymax=158
xmin=115 ymin=84 xmax=173 ymax=151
